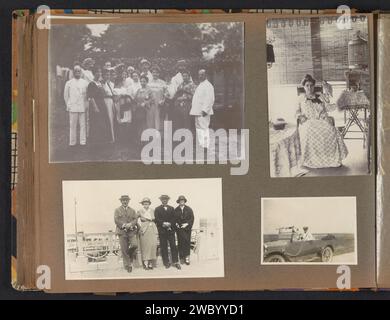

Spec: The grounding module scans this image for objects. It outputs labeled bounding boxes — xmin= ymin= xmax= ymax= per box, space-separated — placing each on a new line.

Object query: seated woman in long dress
xmin=297 ymin=74 xmax=348 ymax=168
xmin=137 ymin=197 xmax=158 ymax=270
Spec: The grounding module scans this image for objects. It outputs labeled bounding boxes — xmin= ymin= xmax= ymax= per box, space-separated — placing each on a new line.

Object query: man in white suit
xmin=63 ymin=64 xmax=88 ymax=146
xmin=190 ymin=69 xmax=215 ymax=148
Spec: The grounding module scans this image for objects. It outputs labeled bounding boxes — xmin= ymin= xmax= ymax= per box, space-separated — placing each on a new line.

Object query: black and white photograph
xmin=49 ymin=22 xmax=244 ymax=163
xmin=267 ymin=16 xmax=371 ymax=177
xmin=261 ymin=197 xmax=357 ymax=265
xmin=62 ymin=178 xmax=224 ymax=280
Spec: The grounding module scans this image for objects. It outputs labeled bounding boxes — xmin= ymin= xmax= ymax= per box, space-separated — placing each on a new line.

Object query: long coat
xmin=114 ymin=206 xmax=139 ymax=236
xmin=174 ymin=205 xmax=195 ymax=259
xmin=173 ymin=205 xmax=194 ymax=230
xmin=154 ymin=205 xmax=176 ymax=234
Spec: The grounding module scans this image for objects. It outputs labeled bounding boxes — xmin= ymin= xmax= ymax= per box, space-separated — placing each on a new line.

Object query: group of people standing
xmin=114 ymin=194 xmax=195 ymax=273
xmin=62 ymin=57 xmax=216 ymax=151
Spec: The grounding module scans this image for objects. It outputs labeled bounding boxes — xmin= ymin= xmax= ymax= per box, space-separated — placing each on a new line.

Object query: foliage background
xmin=49 ymin=22 xmax=244 ymax=80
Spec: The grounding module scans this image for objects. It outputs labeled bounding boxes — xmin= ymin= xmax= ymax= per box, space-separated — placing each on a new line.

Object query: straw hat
xmin=140 ymin=197 xmax=151 ymax=205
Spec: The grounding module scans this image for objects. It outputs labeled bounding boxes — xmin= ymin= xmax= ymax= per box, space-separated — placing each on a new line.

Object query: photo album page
xmin=14 ymin=11 xmax=375 ymax=292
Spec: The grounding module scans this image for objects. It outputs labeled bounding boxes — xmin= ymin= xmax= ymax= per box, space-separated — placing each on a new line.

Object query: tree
xmin=49 ymin=22 xmax=244 ymax=73
xmin=212 ymin=22 xmax=244 ymax=64
xmin=50 ymin=25 xmax=93 ymax=68
xmin=90 ymin=23 xmax=204 ymax=62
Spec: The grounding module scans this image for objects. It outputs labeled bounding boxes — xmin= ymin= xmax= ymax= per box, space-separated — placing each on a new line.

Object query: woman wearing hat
xmin=297 ymin=74 xmax=348 ymax=168
xmin=81 ymin=58 xmax=95 ymax=83
xmin=130 ymin=70 xmax=141 ymax=97
xmin=167 ymin=59 xmax=189 ymax=99
xmin=148 ymin=65 xmax=168 ymax=130
xmin=86 ymin=65 xmax=112 ymax=146
xmin=134 ymin=74 xmax=153 ymax=144
xmin=139 ymin=58 xmax=153 ymax=83
xmin=113 ymin=69 xmax=134 ymax=145
xmin=102 ymin=67 xmax=116 ymax=143
xmin=174 ymin=195 xmax=194 ymax=265
xmin=137 ymin=197 xmax=158 ymax=270
xmin=172 ymin=70 xmax=196 ymax=132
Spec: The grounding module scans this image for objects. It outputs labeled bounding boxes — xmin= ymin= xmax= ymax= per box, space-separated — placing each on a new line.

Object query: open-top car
xmin=263 ymin=226 xmax=354 ymax=263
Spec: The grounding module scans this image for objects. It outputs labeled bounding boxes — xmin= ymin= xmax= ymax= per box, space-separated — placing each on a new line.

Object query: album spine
xmin=377 ymin=14 xmax=390 ymax=288
xmin=14 ymin=14 xmax=39 ymax=290
xmin=85 ymin=9 xmax=330 ymax=14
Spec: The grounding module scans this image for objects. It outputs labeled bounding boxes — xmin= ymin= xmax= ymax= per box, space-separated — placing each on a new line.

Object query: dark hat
xmin=176 ymin=59 xmax=187 ymax=68
xmin=102 ymin=67 xmax=112 ymax=74
xmin=119 ymin=195 xmax=130 ymax=201
xmin=181 ymin=69 xmax=191 ymax=76
xmin=176 ymin=195 xmax=187 ymax=203
xmin=91 ymin=65 xmax=102 ymax=75
xmin=82 ymin=57 xmax=95 ymax=68
xmin=140 ymin=58 xmax=151 ymax=66
xmin=139 ymin=73 xmax=149 ymax=82
xmin=303 ymin=226 xmax=309 ymax=230
xmin=115 ymin=63 xmax=126 ymax=73
xmin=159 ymin=195 xmax=170 ymax=200
xmin=140 ymin=197 xmax=151 ymax=204
xmin=150 ymin=65 xmax=161 ymax=73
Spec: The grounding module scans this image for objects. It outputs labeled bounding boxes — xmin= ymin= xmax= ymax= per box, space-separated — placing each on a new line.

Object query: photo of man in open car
xmin=263 ymin=226 xmax=355 ymax=263
xmin=261 ymin=197 xmax=357 ymax=265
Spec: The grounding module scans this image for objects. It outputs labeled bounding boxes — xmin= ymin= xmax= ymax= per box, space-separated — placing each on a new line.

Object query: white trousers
xmin=69 ymin=112 xmax=86 ymax=146
xmin=195 ymin=115 xmax=211 ymax=148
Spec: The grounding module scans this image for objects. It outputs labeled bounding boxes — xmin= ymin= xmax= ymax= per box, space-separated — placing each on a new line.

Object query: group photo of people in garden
xmin=49 ymin=22 xmax=244 ymax=162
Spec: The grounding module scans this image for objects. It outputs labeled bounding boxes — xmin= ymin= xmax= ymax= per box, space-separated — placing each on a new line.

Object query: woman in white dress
xmin=137 ymin=197 xmax=158 ymax=270
xmin=102 ymin=68 xmax=116 ymax=142
xmin=148 ymin=66 xmax=168 ymax=131
xmin=114 ymin=70 xmax=133 ymax=145
xmin=297 ymin=74 xmax=348 ymax=168
xmin=130 ymin=71 xmax=141 ymax=99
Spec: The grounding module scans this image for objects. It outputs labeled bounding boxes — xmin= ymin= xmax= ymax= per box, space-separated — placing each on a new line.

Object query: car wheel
xmin=265 ymin=254 xmax=286 ymax=263
xmin=321 ymin=246 xmax=333 ymax=262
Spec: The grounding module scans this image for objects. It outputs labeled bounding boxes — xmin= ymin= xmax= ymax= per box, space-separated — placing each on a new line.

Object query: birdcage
xmin=348 ymin=31 xmax=368 ymax=69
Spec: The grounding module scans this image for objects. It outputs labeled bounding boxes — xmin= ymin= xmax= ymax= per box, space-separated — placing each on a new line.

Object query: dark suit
xmin=154 ymin=204 xmax=179 ymax=266
xmin=114 ymin=206 xmax=139 ymax=269
xmin=174 ymin=205 xmax=194 ymax=260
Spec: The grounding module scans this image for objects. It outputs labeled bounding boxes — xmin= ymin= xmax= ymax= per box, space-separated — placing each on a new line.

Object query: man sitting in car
xmin=299 ymin=226 xmax=315 ymax=241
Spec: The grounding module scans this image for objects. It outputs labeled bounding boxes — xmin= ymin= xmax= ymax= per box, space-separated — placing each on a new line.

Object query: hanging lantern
xmin=348 ymin=30 xmax=368 ymax=69
xmin=267 ymin=43 xmax=275 ymax=68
